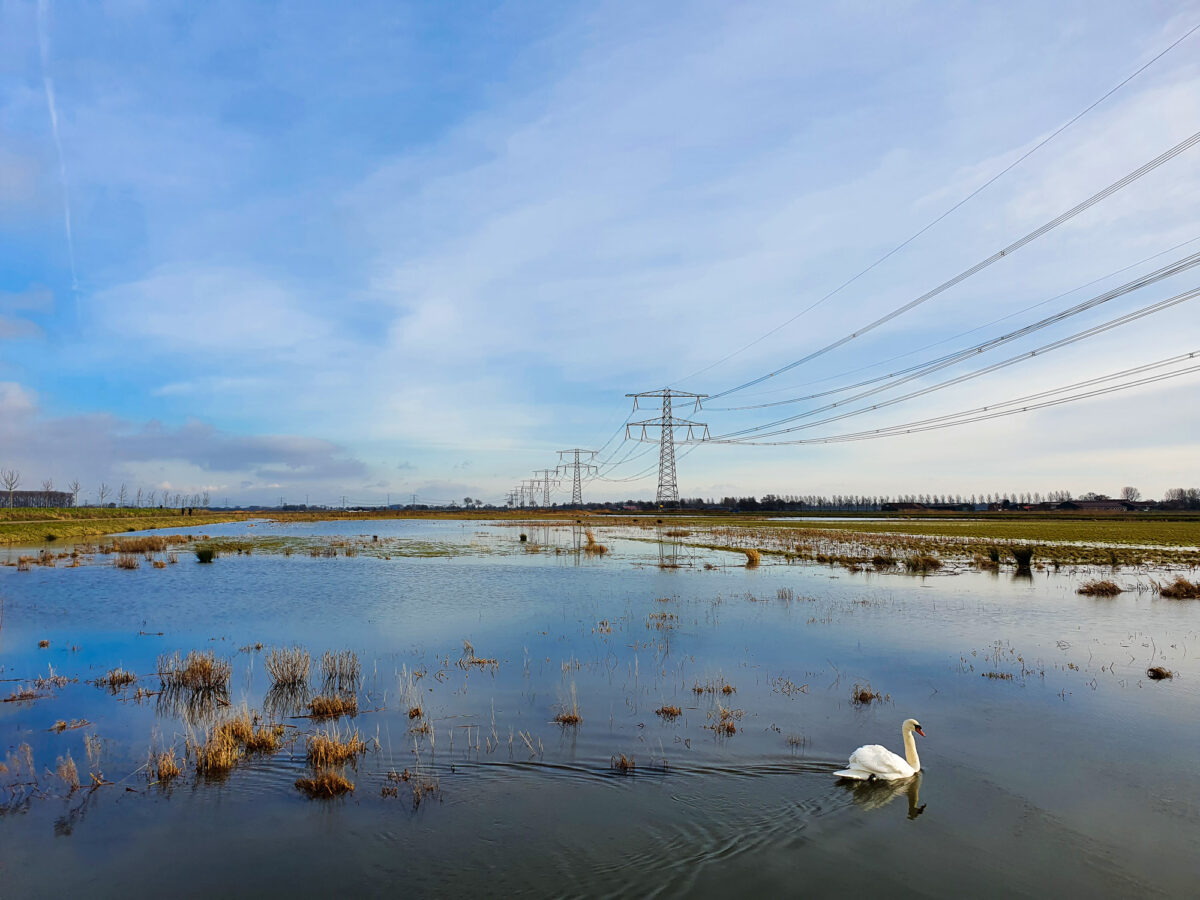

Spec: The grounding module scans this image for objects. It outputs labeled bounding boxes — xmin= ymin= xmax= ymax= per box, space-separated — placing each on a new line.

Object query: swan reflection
xmin=841 ymin=771 xmax=927 ymax=820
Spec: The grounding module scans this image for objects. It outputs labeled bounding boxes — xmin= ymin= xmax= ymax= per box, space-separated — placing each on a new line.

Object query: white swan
xmin=834 ymin=718 xmax=925 ymax=780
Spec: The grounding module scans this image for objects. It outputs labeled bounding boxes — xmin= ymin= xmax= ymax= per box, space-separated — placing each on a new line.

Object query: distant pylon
xmin=532 ymin=469 xmax=559 ymax=507
xmin=626 ymin=389 xmax=709 ymax=505
xmin=557 ymin=449 xmax=598 ymax=507
xmin=523 ymin=479 xmax=540 ymax=507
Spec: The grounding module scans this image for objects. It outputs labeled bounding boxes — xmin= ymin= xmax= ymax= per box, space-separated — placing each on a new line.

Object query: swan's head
xmin=903 ymin=718 xmax=925 ymax=737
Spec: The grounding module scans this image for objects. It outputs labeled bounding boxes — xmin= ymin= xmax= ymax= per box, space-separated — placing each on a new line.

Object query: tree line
xmin=0 ymin=468 xmax=210 ymax=509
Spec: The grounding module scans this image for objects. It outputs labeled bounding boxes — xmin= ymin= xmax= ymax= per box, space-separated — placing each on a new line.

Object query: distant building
xmin=1056 ymin=499 xmax=1134 ymax=512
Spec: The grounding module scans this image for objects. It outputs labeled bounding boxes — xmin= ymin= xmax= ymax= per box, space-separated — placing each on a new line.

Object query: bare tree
xmin=201 ymin=491 xmax=210 ymax=507
xmin=136 ymin=487 xmax=143 ymax=508
xmin=1120 ymin=486 xmax=1141 ymax=502
xmin=68 ymin=479 xmax=81 ymax=507
xmin=1 ymin=469 xmax=19 ymax=508
xmin=40 ymin=478 xmax=54 ymax=507
xmin=98 ymin=483 xmax=111 ymax=507
xmin=117 ymin=484 xmax=128 ymax=508
xmin=147 ymin=489 xmax=157 ymax=507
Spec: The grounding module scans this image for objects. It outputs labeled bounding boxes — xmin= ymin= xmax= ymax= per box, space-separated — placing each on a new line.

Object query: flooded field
xmin=2 ymin=518 xmax=1198 ymax=896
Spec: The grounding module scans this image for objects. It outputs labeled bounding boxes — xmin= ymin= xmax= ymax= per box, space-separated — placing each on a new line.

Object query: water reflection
xmin=841 ymin=772 xmax=926 ymax=820
xmin=263 ymin=682 xmax=311 ymax=719
xmin=156 ymin=685 xmax=231 ymax=728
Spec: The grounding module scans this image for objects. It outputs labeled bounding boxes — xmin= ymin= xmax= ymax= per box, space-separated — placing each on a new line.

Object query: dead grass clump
xmin=320 ymin=650 xmax=361 ymax=690
xmin=707 ymin=705 xmax=742 ymax=735
xmin=159 ymin=650 xmax=232 ymax=691
xmin=611 ymin=753 xmax=636 ymax=773
xmin=51 ymin=719 xmax=90 ymax=732
xmin=153 ymin=560 xmax=167 ymax=569
xmin=308 ymin=694 xmax=358 ymax=719
xmin=295 ymin=771 xmax=354 ymax=798
xmin=871 ymin=554 xmax=896 ymax=569
xmin=458 ymin=639 xmax=499 ymax=669
xmin=5 ymin=685 xmax=41 ymax=703
xmin=150 ymin=749 xmax=182 ymax=782
xmin=982 ymin=671 xmax=1014 ymax=680
xmin=554 ymin=684 xmax=582 ymax=726
xmin=1011 ymin=546 xmax=1035 ymax=570
xmin=38 ymin=639 xmax=50 ymax=648
xmin=904 ymin=554 xmax=942 ymax=574
xmin=1157 ymin=577 xmax=1200 ymax=599
xmin=655 ymin=705 xmax=682 ymax=719
xmin=16 ymin=556 xmax=36 ymax=571
xmin=56 ymin=753 xmax=80 ymax=792
xmin=664 ymin=529 xmax=691 ymax=537
xmin=193 ymin=728 xmax=241 ymax=775
xmin=34 ymin=668 xmax=73 ymax=690
xmin=647 ymin=611 xmax=678 ymax=630
xmin=743 ymin=548 xmax=761 ymax=568
xmin=1146 ymin=666 xmax=1174 ymax=680
xmin=776 ymin=587 xmax=795 ymax=601
xmin=98 ymin=667 xmax=137 ymax=690
xmin=306 ymin=727 xmax=367 ymax=768
xmin=851 ymin=682 xmax=884 ymax=706
xmin=1078 ymin=579 xmax=1123 ymax=597
xmin=265 ymin=645 xmax=311 ymax=686
xmin=114 ymin=553 xmax=140 ymax=570
xmin=407 ymin=705 xmax=423 ymax=720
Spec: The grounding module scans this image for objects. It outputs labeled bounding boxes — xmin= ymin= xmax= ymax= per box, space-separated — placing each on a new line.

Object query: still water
xmin=1 ymin=519 xmax=1197 ymax=897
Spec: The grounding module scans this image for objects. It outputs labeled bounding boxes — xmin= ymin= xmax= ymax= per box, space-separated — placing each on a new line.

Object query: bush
xmin=195 ymin=548 xmax=216 ymax=564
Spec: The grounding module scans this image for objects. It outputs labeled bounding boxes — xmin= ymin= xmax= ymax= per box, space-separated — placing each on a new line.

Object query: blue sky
xmin=1 ymin=0 xmax=1198 ymax=506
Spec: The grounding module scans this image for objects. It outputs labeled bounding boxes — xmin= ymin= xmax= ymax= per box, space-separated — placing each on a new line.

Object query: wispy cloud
xmin=36 ymin=0 xmax=77 ymax=292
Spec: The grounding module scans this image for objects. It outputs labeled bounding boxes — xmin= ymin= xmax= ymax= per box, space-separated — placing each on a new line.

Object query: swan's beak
xmin=914 ymin=726 xmax=925 ymax=737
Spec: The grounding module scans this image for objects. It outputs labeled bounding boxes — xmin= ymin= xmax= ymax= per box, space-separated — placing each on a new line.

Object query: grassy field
xmin=711 ymin=515 xmax=1200 ymax=548
xmin=0 ymin=508 xmax=249 ymax=545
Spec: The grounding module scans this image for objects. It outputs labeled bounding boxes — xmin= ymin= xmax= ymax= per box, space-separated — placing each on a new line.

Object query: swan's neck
xmin=903 ymin=729 xmax=921 ymax=772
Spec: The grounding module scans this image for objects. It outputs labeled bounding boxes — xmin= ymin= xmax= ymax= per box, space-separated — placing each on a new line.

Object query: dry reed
xmin=1157 ymin=577 xmax=1200 ymax=599
xmin=295 ymin=771 xmax=354 ymax=798
xmin=1078 ymin=579 xmax=1122 ymax=597
xmin=308 ymin=694 xmax=358 ymax=719
xmin=158 ymin=650 xmax=232 ymax=691
xmin=305 ymin=727 xmax=367 ymax=767
xmin=265 ymin=645 xmax=311 ymax=686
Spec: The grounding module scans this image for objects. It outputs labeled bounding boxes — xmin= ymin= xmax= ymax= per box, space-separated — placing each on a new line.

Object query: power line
xmin=672 ymin=20 xmax=1200 ymax=389
xmin=707 ymin=248 xmax=1200 ymax=411
xmin=705 ymin=129 xmax=1200 ymax=401
xmin=719 ymin=233 xmax=1200 ymax=402
xmin=722 ymin=352 xmax=1200 ymax=445
xmin=713 ymin=284 xmax=1200 ymax=441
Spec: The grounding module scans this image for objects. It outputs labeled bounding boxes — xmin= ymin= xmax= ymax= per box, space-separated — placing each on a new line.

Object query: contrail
xmin=37 ymin=0 xmax=78 ymax=292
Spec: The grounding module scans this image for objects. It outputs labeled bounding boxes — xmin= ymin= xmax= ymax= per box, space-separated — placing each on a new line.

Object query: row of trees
xmin=0 ymin=468 xmax=210 ymax=509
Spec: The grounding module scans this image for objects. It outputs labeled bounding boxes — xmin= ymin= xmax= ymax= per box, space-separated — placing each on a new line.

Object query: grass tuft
xmin=308 ymin=694 xmax=358 ymax=719
xmin=159 ymin=650 xmax=232 ymax=691
xmin=295 ymin=771 xmax=354 ymax=798
xmin=655 ymin=705 xmax=682 ymax=719
xmin=265 ymin=645 xmax=310 ymax=686
xmin=1078 ymin=579 xmax=1122 ymax=597
xmin=743 ymin=548 xmax=761 ymax=568
xmin=850 ymin=682 xmax=884 ymax=706
xmin=1157 ymin=576 xmax=1200 ymax=599
xmin=306 ymin=727 xmax=367 ymax=767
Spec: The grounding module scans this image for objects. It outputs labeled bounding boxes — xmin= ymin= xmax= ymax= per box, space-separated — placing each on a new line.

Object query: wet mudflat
xmin=1 ymin=519 xmax=1198 ymax=897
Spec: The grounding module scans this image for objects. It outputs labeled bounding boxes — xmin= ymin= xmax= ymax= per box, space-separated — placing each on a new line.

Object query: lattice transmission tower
xmin=532 ymin=469 xmax=559 ymax=507
xmin=557 ymin=449 xmax=598 ymax=507
xmin=626 ymin=389 xmax=709 ymax=505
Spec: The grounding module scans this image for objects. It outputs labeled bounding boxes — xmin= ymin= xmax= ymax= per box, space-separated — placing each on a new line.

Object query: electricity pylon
xmin=532 ymin=469 xmax=559 ymax=507
xmin=522 ymin=479 xmax=540 ymax=507
xmin=557 ymin=449 xmax=598 ymax=507
xmin=626 ymin=389 xmax=709 ymax=505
